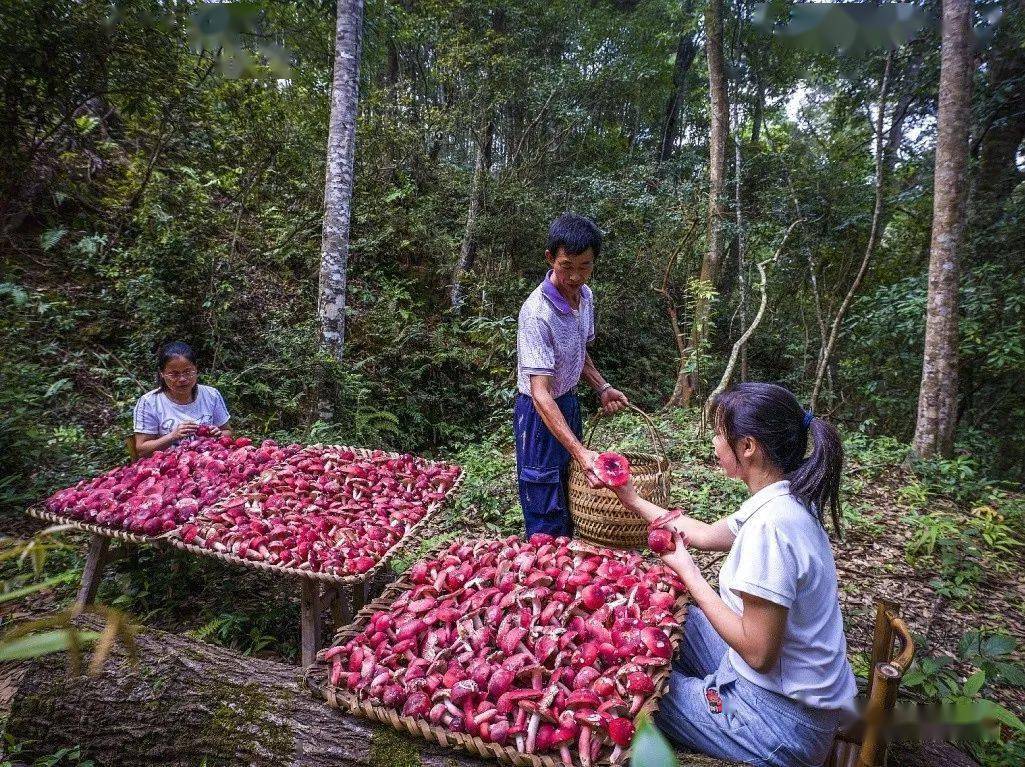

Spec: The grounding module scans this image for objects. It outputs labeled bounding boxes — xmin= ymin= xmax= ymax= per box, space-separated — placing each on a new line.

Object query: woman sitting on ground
xmin=612 ymin=382 xmax=855 ymax=767
xmin=133 ymin=341 xmax=231 ymax=458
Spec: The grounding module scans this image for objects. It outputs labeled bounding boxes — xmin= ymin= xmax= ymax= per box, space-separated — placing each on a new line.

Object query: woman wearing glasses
xmin=132 ymin=341 xmax=231 ymax=458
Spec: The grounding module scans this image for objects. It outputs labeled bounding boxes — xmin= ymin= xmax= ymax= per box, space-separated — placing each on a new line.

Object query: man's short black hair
xmin=547 ymin=212 xmax=602 ymax=259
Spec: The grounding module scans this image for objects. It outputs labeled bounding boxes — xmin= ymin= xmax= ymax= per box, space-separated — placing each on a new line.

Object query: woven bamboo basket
xmin=305 ymin=551 xmax=689 ymax=767
xmin=568 ymin=405 xmax=670 ymax=549
xmin=26 ymin=505 xmax=156 ymax=545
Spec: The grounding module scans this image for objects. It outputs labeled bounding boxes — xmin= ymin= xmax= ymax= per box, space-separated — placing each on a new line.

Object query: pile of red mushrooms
xmin=320 ymin=534 xmax=686 ymax=765
xmin=175 ymin=446 xmax=462 ymax=576
xmin=44 ymin=435 xmax=299 ymax=535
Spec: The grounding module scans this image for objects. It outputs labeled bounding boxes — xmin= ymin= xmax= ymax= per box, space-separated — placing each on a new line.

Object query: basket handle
xmin=583 ymin=403 xmax=669 ymax=466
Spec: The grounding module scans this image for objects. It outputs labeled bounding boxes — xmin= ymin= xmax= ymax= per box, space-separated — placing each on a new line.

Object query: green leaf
xmin=0 ymin=572 xmax=78 ymax=604
xmin=0 ymin=282 xmax=29 ymax=306
xmin=40 ymin=228 xmax=67 ymax=251
xmin=981 ymin=634 xmax=1016 ymax=658
xmin=976 ymin=700 xmax=1025 ymax=732
xmin=44 ymin=378 xmax=72 ymax=399
xmin=631 ymin=715 xmax=679 ymax=767
xmin=991 ymin=661 xmax=1025 ymax=687
xmin=962 ymin=669 xmax=986 ymax=697
xmin=0 ymin=629 xmax=100 ymax=661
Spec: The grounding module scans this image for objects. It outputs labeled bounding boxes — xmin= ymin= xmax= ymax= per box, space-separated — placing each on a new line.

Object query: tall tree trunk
xmin=970 ymin=0 xmax=1025 ymax=220
xmin=913 ymin=0 xmax=974 ymax=459
xmin=810 ymin=53 xmax=893 ymax=412
xmin=319 ymin=0 xmax=365 ymax=366
xmin=658 ymin=0 xmax=699 ymax=163
xmin=733 ymin=102 xmax=748 ymax=381
xmin=450 ymin=121 xmax=494 ymax=313
xmin=669 ymin=0 xmax=728 ymax=408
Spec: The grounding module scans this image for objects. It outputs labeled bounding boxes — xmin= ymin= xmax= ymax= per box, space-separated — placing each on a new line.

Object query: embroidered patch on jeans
xmin=705 ymin=687 xmax=723 ymax=714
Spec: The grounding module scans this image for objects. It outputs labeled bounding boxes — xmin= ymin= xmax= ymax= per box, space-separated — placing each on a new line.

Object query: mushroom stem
xmin=525 ymin=713 xmax=540 ymax=753
xmin=578 ymin=727 xmax=592 ymax=767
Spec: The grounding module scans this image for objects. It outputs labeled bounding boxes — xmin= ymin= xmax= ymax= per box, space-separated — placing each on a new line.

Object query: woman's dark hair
xmin=547 ymin=212 xmax=602 ymax=259
xmin=710 ymin=382 xmax=844 ymax=533
xmin=156 ymin=341 xmax=199 ymax=394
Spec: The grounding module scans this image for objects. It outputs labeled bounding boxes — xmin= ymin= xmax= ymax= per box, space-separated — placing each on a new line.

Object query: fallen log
xmin=0 ymin=618 xmax=977 ymax=767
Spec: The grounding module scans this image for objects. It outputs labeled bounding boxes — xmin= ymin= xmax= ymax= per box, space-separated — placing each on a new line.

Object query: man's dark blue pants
xmin=513 ymin=392 xmax=582 ymax=538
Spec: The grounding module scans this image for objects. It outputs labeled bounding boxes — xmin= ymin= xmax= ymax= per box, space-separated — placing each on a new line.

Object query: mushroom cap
xmin=513 ymin=661 xmax=542 ymax=680
xmin=574 ymin=710 xmax=604 ymax=728
xmin=599 ymin=696 xmax=629 ymax=715
xmin=565 ymin=688 xmax=602 ymax=709
xmin=549 ymin=723 xmax=578 ymax=745
xmin=607 ymin=717 xmax=635 ymax=747
xmin=625 ymin=671 xmax=655 ymax=694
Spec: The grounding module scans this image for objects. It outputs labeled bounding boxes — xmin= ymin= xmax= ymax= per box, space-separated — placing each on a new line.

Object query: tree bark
xmin=970 ymin=0 xmax=1025 ymax=220
xmin=913 ymin=0 xmax=974 ymax=459
xmin=670 ymin=0 xmax=728 ymax=409
xmin=0 ymin=619 xmax=499 ymax=767
xmin=810 ymin=53 xmax=893 ymax=412
xmin=658 ymin=0 xmax=700 ymax=163
xmin=450 ymin=121 xmax=494 ymax=313
xmin=318 ymin=0 xmax=365 ymax=364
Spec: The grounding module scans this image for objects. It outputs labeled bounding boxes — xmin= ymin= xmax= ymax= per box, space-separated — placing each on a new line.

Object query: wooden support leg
xmin=300 ymin=581 xmax=322 ymax=669
xmin=76 ymin=535 xmax=111 ymax=608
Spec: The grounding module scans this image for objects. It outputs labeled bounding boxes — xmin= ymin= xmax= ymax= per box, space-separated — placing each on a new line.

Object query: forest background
xmin=1 ymin=1 xmax=1025 ymax=764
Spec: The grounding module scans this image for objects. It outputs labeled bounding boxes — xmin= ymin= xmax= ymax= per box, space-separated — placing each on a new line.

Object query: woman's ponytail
xmin=789 ymin=415 xmax=844 ymax=533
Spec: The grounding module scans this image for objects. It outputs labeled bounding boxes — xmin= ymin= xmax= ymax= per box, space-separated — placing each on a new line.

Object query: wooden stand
xmin=299 ymin=575 xmax=379 ymax=667
xmin=75 ymin=534 xmax=112 ymax=608
xmin=71 ymin=530 xmax=386 ymax=668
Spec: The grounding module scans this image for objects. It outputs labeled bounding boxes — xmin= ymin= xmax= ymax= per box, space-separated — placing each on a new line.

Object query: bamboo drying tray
xmin=27 ymin=505 xmax=156 ymax=545
xmin=305 ymin=552 xmax=688 ymax=767
xmin=569 ymin=405 xmax=671 ymax=549
xmin=166 ymin=446 xmax=466 ymax=586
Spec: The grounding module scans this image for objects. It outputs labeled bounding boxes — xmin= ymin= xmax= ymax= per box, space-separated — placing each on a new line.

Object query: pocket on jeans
xmin=519 ymin=466 xmax=564 ymax=517
xmin=519 ymin=466 xmax=561 ymax=485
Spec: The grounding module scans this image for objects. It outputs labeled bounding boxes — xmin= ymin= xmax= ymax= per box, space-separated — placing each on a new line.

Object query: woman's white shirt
xmin=719 ymin=480 xmax=857 ymax=711
xmin=133 ymin=385 xmax=230 ymax=438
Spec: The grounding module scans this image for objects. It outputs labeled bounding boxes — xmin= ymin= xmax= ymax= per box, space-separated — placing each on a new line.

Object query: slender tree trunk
xmin=658 ymin=0 xmax=699 ymax=163
xmin=733 ymin=101 xmax=748 ymax=381
xmin=318 ymin=0 xmax=365 ymax=366
xmin=970 ymin=0 xmax=1025 ymax=220
xmin=706 ymin=221 xmax=799 ymax=417
xmin=450 ymin=121 xmax=494 ymax=313
xmin=810 ymin=53 xmax=893 ymax=411
xmin=670 ymin=0 xmax=728 ymax=409
xmin=913 ymin=0 xmax=974 ymax=458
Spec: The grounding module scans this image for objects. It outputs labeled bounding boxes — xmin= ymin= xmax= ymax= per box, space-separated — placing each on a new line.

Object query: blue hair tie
xmin=803 ymin=410 xmax=814 ymax=429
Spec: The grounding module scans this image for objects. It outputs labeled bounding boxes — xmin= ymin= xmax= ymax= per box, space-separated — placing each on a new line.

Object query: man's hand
xmin=600 ymin=387 xmax=629 ymax=415
xmin=574 ymin=448 xmax=604 ymax=489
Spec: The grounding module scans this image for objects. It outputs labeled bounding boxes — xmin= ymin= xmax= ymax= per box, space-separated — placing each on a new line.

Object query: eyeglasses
xmin=163 ymin=370 xmax=197 ymax=381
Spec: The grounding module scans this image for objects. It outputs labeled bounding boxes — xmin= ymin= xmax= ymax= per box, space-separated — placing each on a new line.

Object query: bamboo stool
xmin=825 ymin=599 xmax=916 ymax=767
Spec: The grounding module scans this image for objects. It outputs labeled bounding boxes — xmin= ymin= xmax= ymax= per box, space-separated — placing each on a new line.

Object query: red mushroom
xmin=625 ymin=671 xmax=655 ymax=715
xmin=607 ymin=717 xmax=635 ymax=763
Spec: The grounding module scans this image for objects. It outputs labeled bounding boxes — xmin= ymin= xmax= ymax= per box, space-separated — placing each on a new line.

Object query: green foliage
xmin=630 ymin=714 xmax=679 ymax=767
xmin=1 ymin=740 xmax=96 ymax=767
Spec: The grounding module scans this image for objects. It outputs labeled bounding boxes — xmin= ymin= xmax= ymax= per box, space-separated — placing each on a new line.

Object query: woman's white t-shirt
xmin=720 ymin=480 xmax=857 ymax=711
xmin=133 ymin=385 xmax=230 ymax=438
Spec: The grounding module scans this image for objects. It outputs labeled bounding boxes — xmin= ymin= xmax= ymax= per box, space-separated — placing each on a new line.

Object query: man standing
xmin=514 ymin=212 xmax=629 ymax=537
